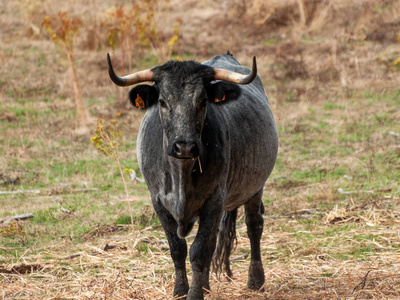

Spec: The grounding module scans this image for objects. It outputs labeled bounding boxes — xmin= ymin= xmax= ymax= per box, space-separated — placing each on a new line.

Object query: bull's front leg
xmin=187 ymin=198 xmax=223 ymax=300
xmin=152 ymin=197 xmax=189 ymax=297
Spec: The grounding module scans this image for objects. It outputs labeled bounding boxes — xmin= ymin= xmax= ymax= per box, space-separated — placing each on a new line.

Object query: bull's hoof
xmin=186 ymin=287 xmax=204 ymax=300
xmin=174 ymin=284 xmax=189 ymax=299
xmin=247 ymin=261 xmax=265 ymax=291
xmin=174 ymin=271 xmax=189 ymax=298
xmin=174 ymin=289 xmax=188 ymax=299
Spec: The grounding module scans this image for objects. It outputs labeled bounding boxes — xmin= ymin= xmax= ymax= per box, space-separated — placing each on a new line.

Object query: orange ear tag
xmin=214 ymin=94 xmax=226 ymax=103
xmin=135 ymin=94 xmax=146 ymax=108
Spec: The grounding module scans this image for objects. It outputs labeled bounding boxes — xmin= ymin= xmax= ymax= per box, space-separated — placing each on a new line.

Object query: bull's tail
xmin=212 ymin=208 xmax=238 ymax=278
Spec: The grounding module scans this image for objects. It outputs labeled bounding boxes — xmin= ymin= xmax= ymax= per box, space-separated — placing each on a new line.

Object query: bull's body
xmin=108 ymin=53 xmax=278 ymax=299
xmin=138 ymin=54 xmax=277 ymax=234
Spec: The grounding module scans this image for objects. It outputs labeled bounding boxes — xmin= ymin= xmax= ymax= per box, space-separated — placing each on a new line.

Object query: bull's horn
xmin=107 ymin=53 xmax=154 ymax=86
xmin=213 ymin=56 xmax=257 ymax=85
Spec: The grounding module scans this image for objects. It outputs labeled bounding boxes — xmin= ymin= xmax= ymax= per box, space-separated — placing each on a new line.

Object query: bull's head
xmin=107 ymin=54 xmax=257 ymax=160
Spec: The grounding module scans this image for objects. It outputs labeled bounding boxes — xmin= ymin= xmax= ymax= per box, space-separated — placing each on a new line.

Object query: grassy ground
xmin=1 ymin=0 xmax=400 ymax=299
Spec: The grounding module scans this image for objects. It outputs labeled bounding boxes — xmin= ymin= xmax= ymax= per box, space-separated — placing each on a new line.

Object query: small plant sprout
xmin=124 ymin=168 xmax=145 ymax=182
xmin=392 ymin=57 xmax=400 ymax=71
xmin=124 ymin=168 xmax=134 ymax=180
xmin=166 ymin=20 xmax=182 ymax=60
xmin=0 ymin=221 xmax=27 ymax=246
xmin=42 ymin=12 xmax=88 ymax=128
xmin=91 ymin=118 xmax=135 ymax=237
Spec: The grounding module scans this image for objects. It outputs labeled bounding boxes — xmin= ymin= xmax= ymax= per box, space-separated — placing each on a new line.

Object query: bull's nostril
xmin=173 ymin=142 xmax=182 ymax=156
xmin=190 ymin=143 xmax=199 ymax=157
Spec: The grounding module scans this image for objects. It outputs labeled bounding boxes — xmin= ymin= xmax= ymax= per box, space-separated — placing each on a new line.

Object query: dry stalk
xmin=91 ymin=119 xmax=135 ymax=238
xmin=41 ymin=12 xmax=88 ymax=128
xmin=296 ymin=0 xmax=306 ymax=26
xmin=66 ymin=51 xmax=87 ymax=127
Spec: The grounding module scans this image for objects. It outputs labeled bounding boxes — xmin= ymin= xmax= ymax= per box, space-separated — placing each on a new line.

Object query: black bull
xmin=107 ymin=53 xmax=278 ymax=300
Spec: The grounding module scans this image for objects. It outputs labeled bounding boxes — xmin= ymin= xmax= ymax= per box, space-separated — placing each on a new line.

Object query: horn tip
xmin=252 ymin=56 xmax=257 ymax=75
xmin=107 ymin=53 xmax=127 ymax=87
xmin=107 ymin=53 xmax=112 ymax=68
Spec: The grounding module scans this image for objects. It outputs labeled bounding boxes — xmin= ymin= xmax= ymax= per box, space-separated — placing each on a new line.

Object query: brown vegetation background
xmin=1 ymin=0 xmax=400 ymax=299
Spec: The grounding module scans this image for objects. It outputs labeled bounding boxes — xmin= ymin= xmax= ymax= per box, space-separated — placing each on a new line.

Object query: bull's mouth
xmin=171 ymin=153 xmax=199 ymax=159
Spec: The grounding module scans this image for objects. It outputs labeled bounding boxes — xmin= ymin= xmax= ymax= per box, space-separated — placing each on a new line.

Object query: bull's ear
xmin=208 ymin=82 xmax=241 ymax=104
xmin=128 ymin=84 xmax=159 ymax=109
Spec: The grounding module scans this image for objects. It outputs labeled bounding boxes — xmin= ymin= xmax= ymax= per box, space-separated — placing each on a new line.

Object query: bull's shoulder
xmin=202 ymin=54 xmax=245 ymax=74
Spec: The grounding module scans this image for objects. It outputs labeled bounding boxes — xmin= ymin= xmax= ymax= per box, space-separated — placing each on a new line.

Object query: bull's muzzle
xmin=169 ymin=141 xmax=199 ymax=159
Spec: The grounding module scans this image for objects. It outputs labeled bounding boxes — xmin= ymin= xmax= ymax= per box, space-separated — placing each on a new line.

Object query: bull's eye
xmin=159 ymin=99 xmax=168 ymax=109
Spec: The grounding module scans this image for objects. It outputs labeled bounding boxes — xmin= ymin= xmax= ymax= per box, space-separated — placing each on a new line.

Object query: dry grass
xmin=1 ymin=0 xmax=400 ymax=299
xmin=1 ymin=214 xmax=400 ymax=299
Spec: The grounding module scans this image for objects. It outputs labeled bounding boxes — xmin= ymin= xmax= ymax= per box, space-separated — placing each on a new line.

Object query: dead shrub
xmin=227 ymin=0 xmax=329 ymax=29
xmin=17 ymin=0 xmax=51 ymax=36
xmin=315 ymin=62 xmax=341 ymax=83
xmin=366 ymin=19 xmax=400 ymax=43
xmin=272 ymin=55 xmax=309 ymax=80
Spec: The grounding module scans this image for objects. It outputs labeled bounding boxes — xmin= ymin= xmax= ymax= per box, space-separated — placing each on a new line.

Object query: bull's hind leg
xmin=152 ymin=197 xmax=189 ymax=297
xmin=244 ymin=189 xmax=265 ymax=290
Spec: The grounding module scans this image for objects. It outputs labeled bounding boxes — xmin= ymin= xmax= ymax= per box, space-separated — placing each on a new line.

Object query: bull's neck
xmin=161 ymin=135 xmax=196 ymax=220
